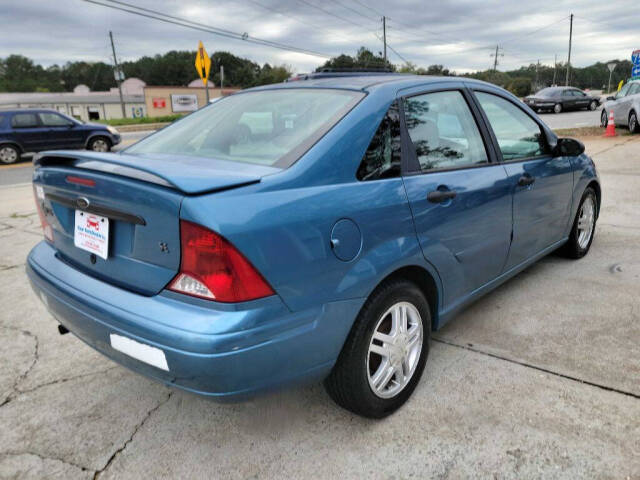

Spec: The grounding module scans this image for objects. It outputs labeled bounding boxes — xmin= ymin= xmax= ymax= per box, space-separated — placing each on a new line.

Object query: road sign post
xmin=195 ymin=41 xmax=212 ymax=103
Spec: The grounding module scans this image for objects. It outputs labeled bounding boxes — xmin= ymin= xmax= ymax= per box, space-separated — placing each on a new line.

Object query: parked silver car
xmin=602 ymin=80 xmax=640 ymax=133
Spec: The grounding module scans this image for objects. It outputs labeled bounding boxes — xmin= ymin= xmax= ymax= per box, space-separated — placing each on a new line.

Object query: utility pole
xmin=535 ymin=59 xmax=540 ymax=88
xmin=220 ymin=65 xmax=224 ymax=96
xmin=382 ymin=16 xmax=387 ymax=69
xmin=490 ymin=45 xmax=503 ymax=72
xmin=565 ymin=13 xmax=573 ymax=86
xmin=552 ymin=54 xmax=557 ymax=85
xmin=109 ymin=31 xmax=126 ymax=118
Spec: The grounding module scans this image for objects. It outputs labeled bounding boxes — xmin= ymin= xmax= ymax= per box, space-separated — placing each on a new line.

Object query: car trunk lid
xmin=33 ymin=151 xmax=278 ymax=295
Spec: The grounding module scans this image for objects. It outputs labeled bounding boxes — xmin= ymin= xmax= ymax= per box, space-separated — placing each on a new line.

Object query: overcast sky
xmin=3 ymin=0 xmax=637 ymax=74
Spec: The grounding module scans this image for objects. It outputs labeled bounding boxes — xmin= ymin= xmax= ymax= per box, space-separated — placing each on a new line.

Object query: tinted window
xmin=403 ymin=90 xmax=488 ymax=172
xmin=39 ymin=112 xmax=73 ymax=126
xmin=127 ymin=89 xmax=363 ymax=168
xmin=476 ymin=92 xmax=549 ymax=161
xmin=11 ymin=113 xmax=38 ymax=128
xmin=0 ymin=115 xmax=5 ymax=126
xmin=572 ymin=90 xmax=586 ymax=97
xmin=357 ymin=102 xmax=401 ymax=181
xmin=536 ymin=88 xmax=559 ymax=98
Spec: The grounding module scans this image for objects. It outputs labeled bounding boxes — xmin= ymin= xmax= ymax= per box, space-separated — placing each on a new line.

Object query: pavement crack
xmin=0 ymin=326 xmax=39 ymax=407
xmin=15 ymin=366 xmax=120 ymax=396
xmin=0 ymin=450 xmax=91 ymax=473
xmin=93 ymin=390 xmax=173 ymax=479
xmin=432 ymin=337 xmax=640 ymax=400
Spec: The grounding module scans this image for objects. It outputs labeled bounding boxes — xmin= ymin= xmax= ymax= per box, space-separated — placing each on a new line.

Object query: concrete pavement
xmin=0 ymin=136 xmax=639 ymax=479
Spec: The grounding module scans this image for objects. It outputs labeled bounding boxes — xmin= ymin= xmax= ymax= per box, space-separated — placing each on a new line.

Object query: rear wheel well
xmin=374 ymin=266 xmax=439 ymax=330
xmin=0 ymin=142 xmax=22 ymax=153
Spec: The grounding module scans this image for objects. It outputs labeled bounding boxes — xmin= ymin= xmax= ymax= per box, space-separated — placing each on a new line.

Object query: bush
xmin=508 ymin=77 xmax=532 ymax=97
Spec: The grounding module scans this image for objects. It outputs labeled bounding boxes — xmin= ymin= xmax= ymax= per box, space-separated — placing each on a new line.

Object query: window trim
xmin=398 ymin=87 xmax=499 ymax=176
xmin=469 ymin=87 xmax=553 ymax=165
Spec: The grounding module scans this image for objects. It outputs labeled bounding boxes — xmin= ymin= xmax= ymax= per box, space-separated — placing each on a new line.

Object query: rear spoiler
xmin=33 ymin=150 xmax=272 ymax=195
xmin=35 ymin=153 xmax=175 ymax=189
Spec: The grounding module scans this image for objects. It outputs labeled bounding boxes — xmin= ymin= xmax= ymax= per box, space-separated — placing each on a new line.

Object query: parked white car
xmin=602 ymin=80 xmax=640 ymax=133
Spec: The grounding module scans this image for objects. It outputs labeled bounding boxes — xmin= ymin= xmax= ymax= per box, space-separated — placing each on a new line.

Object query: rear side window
xmin=403 ymin=90 xmax=488 ymax=172
xmin=11 ymin=113 xmax=39 ymax=128
xmin=0 ymin=115 xmax=5 ymax=126
xmin=476 ymin=92 xmax=549 ymax=161
xmin=629 ymin=83 xmax=640 ymax=95
xmin=357 ymin=101 xmax=401 ymax=181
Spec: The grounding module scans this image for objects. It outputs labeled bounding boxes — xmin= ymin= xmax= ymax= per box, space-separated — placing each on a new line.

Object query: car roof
xmin=245 ymin=73 xmax=494 ymax=93
xmin=0 ymin=108 xmax=60 ymax=114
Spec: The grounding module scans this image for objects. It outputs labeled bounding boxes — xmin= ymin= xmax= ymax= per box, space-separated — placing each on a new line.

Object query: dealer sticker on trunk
xmin=74 ymin=210 xmax=109 ymax=260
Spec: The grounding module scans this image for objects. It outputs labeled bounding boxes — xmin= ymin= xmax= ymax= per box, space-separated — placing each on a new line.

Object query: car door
xmin=621 ymin=83 xmax=640 ymax=125
xmin=562 ymin=89 xmax=576 ymax=111
xmin=572 ymin=90 xmax=590 ymax=109
xmin=472 ymin=90 xmax=574 ymax=270
xmin=10 ymin=112 xmax=49 ymax=151
xmin=613 ymin=83 xmax=632 ymax=125
xmin=38 ymin=112 xmax=84 ymax=148
xmin=400 ymin=87 xmax=512 ymax=309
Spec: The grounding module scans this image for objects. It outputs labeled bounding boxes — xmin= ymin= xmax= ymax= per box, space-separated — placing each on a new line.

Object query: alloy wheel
xmin=630 ymin=113 xmax=638 ymax=133
xmin=0 ymin=146 xmax=18 ymax=164
xmin=589 ymin=101 xmax=597 ymax=111
xmin=601 ymin=111 xmax=608 ymax=128
xmin=91 ymin=139 xmax=109 ymax=152
xmin=367 ymin=301 xmax=423 ymax=399
xmin=577 ymin=196 xmax=595 ymax=250
xmin=554 ymin=104 xmax=562 ymax=114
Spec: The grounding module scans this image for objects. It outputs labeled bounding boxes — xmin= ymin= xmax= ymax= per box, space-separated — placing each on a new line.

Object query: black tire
xmin=324 ymin=279 xmax=431 ymax=418
xmin=554 ymin=103 xmax=563 ymax=114
xmin=589 ymin=100 xmax=598 ymax=111
xmin=601 ymin=110 xmax=608 ymax=128
xmin=0 ymin=144 xmax=20 ymax=164
xmin=562 ymin=187 xmax=597 ymax=259
xmin=629 ymin=111 xmax=639 ymax=134
xmin=87 ymin=136 xmax=111 ymax=152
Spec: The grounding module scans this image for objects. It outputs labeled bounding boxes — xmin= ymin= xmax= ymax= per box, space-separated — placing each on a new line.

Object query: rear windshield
xmin=127 ymin=88 xmax=364 ymax=168
xmin=535 ymin=88 xmax=560 ymax=98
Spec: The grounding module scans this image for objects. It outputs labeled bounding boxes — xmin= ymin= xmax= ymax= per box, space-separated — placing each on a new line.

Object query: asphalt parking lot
xmin=0 ymin=135 xmax=639 ymax=479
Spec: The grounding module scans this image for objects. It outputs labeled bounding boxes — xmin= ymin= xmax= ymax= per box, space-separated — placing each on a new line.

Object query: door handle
xmin=518 ymin=175 xmax=535 ymax=187
xmin=427 ymin=189 xmax=457 ymax=203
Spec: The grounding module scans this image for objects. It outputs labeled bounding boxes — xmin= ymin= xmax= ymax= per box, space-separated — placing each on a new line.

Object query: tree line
xmin=0 ymin=51 xmax=292 ymax=93
xmin=1 ymin=47 xmax=634 ymax=96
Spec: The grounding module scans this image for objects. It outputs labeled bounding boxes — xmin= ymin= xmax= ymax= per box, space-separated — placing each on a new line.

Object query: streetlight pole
xmin=607 ymin=62 xmax=617 ymax=93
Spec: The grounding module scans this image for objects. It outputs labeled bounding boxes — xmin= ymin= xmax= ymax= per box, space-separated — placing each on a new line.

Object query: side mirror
xmin=554 ymin=137 xmax=585 ymax=157
xmin=606 ymin=96 xmax=615 ymax=101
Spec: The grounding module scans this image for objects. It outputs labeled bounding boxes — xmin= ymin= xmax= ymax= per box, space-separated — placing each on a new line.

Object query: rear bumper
xmin=27 ymin=241 xmax=361 ymax=398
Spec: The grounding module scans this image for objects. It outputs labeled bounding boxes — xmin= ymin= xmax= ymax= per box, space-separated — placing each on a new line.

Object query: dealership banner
xmin=171 ymin=94 xmax=199 ymax=112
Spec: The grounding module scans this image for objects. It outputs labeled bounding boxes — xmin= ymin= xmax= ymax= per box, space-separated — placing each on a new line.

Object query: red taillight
xmin=168 ymin=220 xmax=274 ymax=303
xmin=66 ymin=176 xmax=96 ymax=187
xmin=33 ymin=185 xmax=53 ymax=242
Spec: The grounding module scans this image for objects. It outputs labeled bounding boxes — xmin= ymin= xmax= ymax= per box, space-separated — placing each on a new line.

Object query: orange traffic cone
xmin=604 ymin=110 xmax=617 ymax=137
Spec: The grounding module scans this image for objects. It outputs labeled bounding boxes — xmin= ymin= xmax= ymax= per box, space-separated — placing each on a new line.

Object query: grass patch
xmin=553 ymin=126 xmax=632 ymax=138
xmin=96 ymin=115 xmax=183 ymax=126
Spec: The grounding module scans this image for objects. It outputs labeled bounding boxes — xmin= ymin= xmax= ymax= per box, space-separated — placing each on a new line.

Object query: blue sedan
xmin=27 ymin=73 xmax=600 ymax=418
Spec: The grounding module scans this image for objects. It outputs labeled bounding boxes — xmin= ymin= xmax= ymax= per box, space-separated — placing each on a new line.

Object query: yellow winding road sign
xmin=195 ymin=41 xmax=211 ymax=86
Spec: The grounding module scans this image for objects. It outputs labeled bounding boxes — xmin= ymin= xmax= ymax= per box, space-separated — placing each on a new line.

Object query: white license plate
xmin=74 ymin=210 xmax=109 ymax=259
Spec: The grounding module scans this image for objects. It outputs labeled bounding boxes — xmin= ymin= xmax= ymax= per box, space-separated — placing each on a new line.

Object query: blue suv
xmin=0 ymin=109 xmax=121 ymax=164
xmin=27 ymin=74 xmax=599 ymax=418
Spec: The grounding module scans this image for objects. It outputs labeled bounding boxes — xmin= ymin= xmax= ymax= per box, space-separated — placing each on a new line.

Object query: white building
xmin=0 ymin=78 xmax=147 ymax=121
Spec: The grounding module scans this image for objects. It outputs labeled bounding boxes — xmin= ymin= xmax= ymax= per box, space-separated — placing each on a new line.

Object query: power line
xmin=329 ymin=0 xmax=380 ymax=23
xmin=499 ymin=15 xmax=570 ymax=47
xmin=81 ymin=0 xmax=332 ymax=58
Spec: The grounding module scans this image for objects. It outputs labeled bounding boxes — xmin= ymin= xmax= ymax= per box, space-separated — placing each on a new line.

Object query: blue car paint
xmin=27 ymin=74 xmax=600 ymax=398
